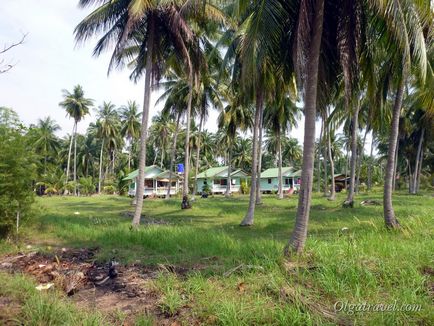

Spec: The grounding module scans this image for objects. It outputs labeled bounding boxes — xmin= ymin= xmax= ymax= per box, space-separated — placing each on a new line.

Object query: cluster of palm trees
xmin=71 ymin=0 xmax=433 ymax=253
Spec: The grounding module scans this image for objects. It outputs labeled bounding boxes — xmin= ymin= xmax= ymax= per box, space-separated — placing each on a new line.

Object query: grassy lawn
xmin=1 ymin=192 xmax=433 ymax=325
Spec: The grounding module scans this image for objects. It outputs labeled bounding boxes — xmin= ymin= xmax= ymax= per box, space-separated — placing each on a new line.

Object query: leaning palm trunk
xmin=132 ymin=24 xmax=154 ymax=227
xmin=74 ymin=123 xmax=78 ymax=196
xmin=392 ymin=140 xmax=399 ymax=191
xmin=345 ymin=101 xmax=360 ymax=206
xmin=411 ymin=128 xmax=424 ymax=194
xmin=64 ymin=123 xmax=75 ymax=194
xmin=416 ymin=148 xmax=424 ymax=193
xmin=278 ymin=129 xmax=283 ymax=199
xmin=255 ymin=109 xmax=264 ymax=205
xmin=193 ymin=112 xmax=204 ymax=196
xmin=285 ymin=0 xmax=324 ymax=254
xmin=98 ymin=139 xmax=104 ymax=194
xmin=166 ymin=112 xmax=181 ymax=199
xmin=240 ymin=90 xmax=263 ymax=226
xmin=327 ymin=122 xmax=336 ymax=200
xmin=225 ymin=146 xmax=232 ymax=197
xmin=383 ymin=69 xmax=406 ymax=228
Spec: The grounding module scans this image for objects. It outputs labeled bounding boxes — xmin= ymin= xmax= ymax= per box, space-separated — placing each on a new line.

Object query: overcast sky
xmin=0 ymin=0 xmax=331 ymax=147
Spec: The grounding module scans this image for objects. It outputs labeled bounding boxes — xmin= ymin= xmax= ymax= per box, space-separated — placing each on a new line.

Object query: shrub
xmin=0 ymin=124 xmax=35 ymax=238
xmin=240 ymin=180 xmax=250 ymax=194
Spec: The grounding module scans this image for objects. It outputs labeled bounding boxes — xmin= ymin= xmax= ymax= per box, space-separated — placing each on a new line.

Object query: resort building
xmin=124 ymin=165 xmax=179 ymax=197
xmin=195 ymin=166 xmax=249 ymax=194
xmin=259 ymin=167 xmax=301 ymax=193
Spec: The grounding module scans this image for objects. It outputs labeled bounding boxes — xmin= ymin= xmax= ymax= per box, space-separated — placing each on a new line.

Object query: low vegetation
xmin=1 ymin=193 xmax=432 ymax=325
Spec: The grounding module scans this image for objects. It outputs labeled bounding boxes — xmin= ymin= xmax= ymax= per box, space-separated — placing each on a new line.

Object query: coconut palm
xmin=95 ymin=102 xmax=120 ymax=194
xmin=31 ymin=117 xmax=61 ymax=174
xmin=264 ymin=85 xmax=300 ymax=199
xmin=217 ymin=98 xmax=253 ymax=197
xmin=59 ymin=84 xmax=93 ymax=195
xmin=120 ymin=101 xmax=141 ymax=171
xmin=75 ymin=0 xmax=223 ymax=222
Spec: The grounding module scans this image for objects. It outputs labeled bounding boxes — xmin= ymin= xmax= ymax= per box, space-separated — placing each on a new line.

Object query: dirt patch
xmin=0 ymin=248 xmax=199 ymax=324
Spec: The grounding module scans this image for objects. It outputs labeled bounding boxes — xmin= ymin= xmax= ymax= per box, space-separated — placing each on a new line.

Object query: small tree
xmin=0 ymin=118 xmax=35 ymax=238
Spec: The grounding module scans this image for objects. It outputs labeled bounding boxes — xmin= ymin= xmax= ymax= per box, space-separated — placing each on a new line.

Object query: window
xmin=220 ymin=179 xmax=227 ymax=186
xmin=231 ymin=179 xmax=236 ymax=185
xmin=268 ymin=178 xmax=272 ymax=184
xmin=285 ymin=178 xmax=290 ymax=185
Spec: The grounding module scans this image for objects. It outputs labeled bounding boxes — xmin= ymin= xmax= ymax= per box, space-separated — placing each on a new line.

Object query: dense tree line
xmin=0 ymin=0 xmax=433 ymax=253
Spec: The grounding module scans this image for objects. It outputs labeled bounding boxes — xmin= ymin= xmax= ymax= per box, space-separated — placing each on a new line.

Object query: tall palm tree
xmin=95 ymin=102 xmax=120 ymax=194
xmin=264 ymin=86 xmax=300 ymax=199
xmin=59 ymin=84 xmax=93 ymax=195
xmin=75 ymin=0 xmax=211 ymax=222
xmin=120 ymin=100 xmax=141 ymax=171
xmin=218 ymin=98 xmax=253 ymax=197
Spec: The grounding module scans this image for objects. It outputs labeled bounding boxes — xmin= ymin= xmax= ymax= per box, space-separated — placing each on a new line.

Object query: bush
xmin=240 ymin=180 xmax=250 ymax=194
xmin=0 ymin=124 xmax=35 ymax=238
xmin=79 ymin=177 xmax=96 ymax=196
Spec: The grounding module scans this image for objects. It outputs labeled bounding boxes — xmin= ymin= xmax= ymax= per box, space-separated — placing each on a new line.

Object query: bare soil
xmin=0 ymin=248 xmax=199 ymax=325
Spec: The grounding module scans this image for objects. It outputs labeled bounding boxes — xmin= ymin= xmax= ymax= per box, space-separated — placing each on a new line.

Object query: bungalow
xmin=196 ymin=166 xmax=249 ymax=194
xmin=124 ymin=165 xmax=179 ymax=197
xmin=259 ymin=167 xmax=301 ymax=193
xmin=334 ymin=174 xmax=351 ymax=192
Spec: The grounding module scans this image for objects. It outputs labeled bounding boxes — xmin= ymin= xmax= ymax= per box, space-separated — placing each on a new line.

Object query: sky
xmin=0 ymin=0 xmax=347 ymax=149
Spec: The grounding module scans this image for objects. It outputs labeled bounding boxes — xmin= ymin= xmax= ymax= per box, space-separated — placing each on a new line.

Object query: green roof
xmin=260 ymin=167 xmax=295 ymax=178
xmin=196 ymin=166 xmax=249 ymax=179
xmin=123 ymin=165 xmax=163 ymax=180
xmin=196 ymin=166 xmax=228 ymax=178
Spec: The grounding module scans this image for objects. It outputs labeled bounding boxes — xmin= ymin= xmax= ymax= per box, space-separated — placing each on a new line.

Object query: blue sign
xmin=177 ymin=163 xmax=184 ymax=173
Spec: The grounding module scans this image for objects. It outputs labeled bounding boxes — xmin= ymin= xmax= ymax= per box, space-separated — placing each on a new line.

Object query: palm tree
xmin=95 ymin=102 xmax=120 ymax=194
xmin=59 ymin=84 xmax=93 ymax=195
xmin=264 ymin=86 xmax=300 ymax=199
xmin=31 ymin=117 xmax=61 ymax=174
xmin=120 ymin=101 xmax=141 ymax=171
xmin=75 ymin=0 xmax=211 ymax=222
xmin=218 ymin=99 xmax=253 ymax=197
xmin=149 ymin=112 xmax=173 ymax=168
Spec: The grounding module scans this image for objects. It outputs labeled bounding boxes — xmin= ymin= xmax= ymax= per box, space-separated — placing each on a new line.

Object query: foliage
xmin=79 ymin=177 xmax=95 ymax=196
xmin=0 ymin=123 xmax=35 ymax=238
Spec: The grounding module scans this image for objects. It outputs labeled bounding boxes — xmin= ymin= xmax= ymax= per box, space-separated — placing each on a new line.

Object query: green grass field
xmin=1 ymin=192 xmax=433 ymax=325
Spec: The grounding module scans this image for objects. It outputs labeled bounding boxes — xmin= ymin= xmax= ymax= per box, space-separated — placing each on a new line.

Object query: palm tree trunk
xmin=407 ymin=158 xmax=413 ymax=193
xmin=322 ymin=118 xmax=328 ymax=196
xmin=412 ymin=128 xmax=424 ymax=194
xmin=255 ymin=107 xmax=264 ymax=205
xmin=128 ymin=138 xmax=132 ymax=171
xmin=345 ymin=101 xmax=360 ymax=206
xmin=160 ymin=142 xmax=164 ymax=168
xmin=356 ymin=127 xmax=368 ymax=193
xmin=65 ymin=123 xmax=75 ymax=194
xmin=74 ymin=122 xmax=78 ymax=196
xmin=225 ymin=146 xmax=232 ymax=197
xmin=167 ymin=112 xmax=181 ymax=199
xmin=383 ymin=68 xmax=406 ymax=228
xmin=285 ymin=0 xmax=324 ymax=254
xmin=416 ymin=147 xmax=424 ymax=193
xmin=278 ymin=129 xmax=283 ymax=199
xmin=367 ymin=133 xmax=374 ymax=190
xmin=392 ymin=140 xmax=399 ymax=191
xmin=327 ymin=120 xmax=336 ymax=200
xmin=240 ymin=89 xmax=263 ymax=226
xmin=345 ymin=147 xmax=349 ymax=191
xmin=317 ymin=119 xmax=323 ymax=193
xmin=193 ymin=111 xmax=205 ymax=196
xmin=132 ymin=18 xmax=154 ymax=226
xmin=98 ymin=139 xmax=104 ymax=194
xmin=182 ymin=62 xmax=194 ymax=208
